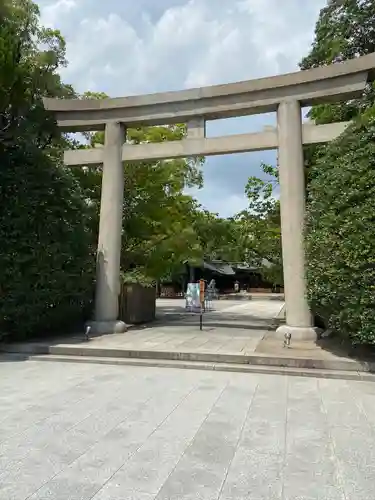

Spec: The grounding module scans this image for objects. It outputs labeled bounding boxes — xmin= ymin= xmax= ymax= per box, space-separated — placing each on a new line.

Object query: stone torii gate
xmin=44 ymin=53 xmax=375 ymax=340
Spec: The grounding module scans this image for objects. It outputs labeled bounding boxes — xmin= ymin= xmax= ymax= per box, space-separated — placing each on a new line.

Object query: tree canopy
xmin=302 ymin=0 xmax=375 ymax=344
xmin=300 ymin=0 xmax=375 ymax=124
xmin=0 ymin=0 xmax=95 ymax=338
xmin=236 ymin=164 xmax=282 ymax=286
xmin=306 ymin=108 xmax=375 ymax=344
xmin=192 ymin=210 xmax=243 ymax=263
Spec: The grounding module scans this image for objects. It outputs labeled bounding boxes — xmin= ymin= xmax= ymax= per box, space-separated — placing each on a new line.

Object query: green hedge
xmin=0 ymin=146 xmax=96 ymax=340
xmin=306 ymin=108 xmax=375 ymax=345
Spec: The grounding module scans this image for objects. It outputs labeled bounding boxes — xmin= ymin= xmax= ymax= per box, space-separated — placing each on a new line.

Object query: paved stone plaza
xmin=0 ymin=358 xmax=374 ymax=499
xmin=3 ymin=299 xmax=366 ymax=373
xmin=90 ymin=299 xmax=283 ymax=355
xmin=6 ymin=300 xmax=284 ymax=359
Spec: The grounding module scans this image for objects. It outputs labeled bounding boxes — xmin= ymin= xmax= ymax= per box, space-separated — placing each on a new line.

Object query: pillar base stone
xmin=86 ymin=320 xmax=127 ymax=335
xmin=275 ymin=324 xmax=322 ymax=341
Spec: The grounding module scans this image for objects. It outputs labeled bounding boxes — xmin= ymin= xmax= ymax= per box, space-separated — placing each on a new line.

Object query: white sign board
xmin=185 ymin=283 xmax=200 ymax=310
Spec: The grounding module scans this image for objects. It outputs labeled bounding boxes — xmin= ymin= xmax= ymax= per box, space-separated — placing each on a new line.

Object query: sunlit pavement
xmin=0 ymin=358 xmax=373 ymax=499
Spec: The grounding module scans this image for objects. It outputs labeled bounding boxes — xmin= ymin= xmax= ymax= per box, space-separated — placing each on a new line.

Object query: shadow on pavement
xmin=0 ymin=353 xmax=31 ymax=363
xmin=316 ymin=336 xmax=375 ymax=371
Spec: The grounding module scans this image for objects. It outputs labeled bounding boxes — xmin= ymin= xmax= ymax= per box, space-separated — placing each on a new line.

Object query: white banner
xmin=185 ymin=283 xmax=201 ymax=310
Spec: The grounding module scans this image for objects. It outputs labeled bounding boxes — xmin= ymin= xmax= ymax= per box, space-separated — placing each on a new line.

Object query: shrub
xmin=0 ymin=145 xmax=96 ymax=340
xmin=306 ymin=107 xmax=375 ymax=345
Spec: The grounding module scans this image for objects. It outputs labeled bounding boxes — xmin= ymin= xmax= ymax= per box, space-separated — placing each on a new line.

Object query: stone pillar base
xmin=86 ymin=320 xmax=127 ymax=336
xmin=275 ymin=324 xmax=322 ymax=341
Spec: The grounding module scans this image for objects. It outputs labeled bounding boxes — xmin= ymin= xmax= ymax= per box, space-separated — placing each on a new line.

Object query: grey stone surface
xmin=3 ymin=300 xmax=283 ymax=362
xmin=0 ymin=359 xmax=374 ymax=500
xmin=5 ymin=298 xmax=368 ymax=374
xmin=219 ymin=376 xmax=287 ymax=500
xmin=64 ymin=122 xmax=350 ymax=165
xmin=155 ymin=379 xmax=257 ymax=500
xmin=44 ymin=52 xmax=375 ymax=132
xmin=6 ymin=300 xmax=370 ymax=376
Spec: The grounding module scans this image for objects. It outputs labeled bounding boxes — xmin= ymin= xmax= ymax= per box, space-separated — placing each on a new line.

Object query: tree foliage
xmin=237 ymin=164 xmax=283 ymax=286
xmin=192 ymin=210 xmax=242 ymax=263
xmin=123 ymin=124 xmax=203 ymax=281
xmin=305 ymin=108 xmax=375 ymax=345
xmin=301 ymin=0 xmax=375 ymax=344
xmin=72 ymin=92 xmax=205 ymax=284
xmin=301 ymin=0 xmax=375 ymax=171
xmin=0 ymin=0 xmax=95 ymax=339
xmin=0 ymin=0 xmax=75 ymax=147
xmin=300 ymin=0 xmax=375 ymax=124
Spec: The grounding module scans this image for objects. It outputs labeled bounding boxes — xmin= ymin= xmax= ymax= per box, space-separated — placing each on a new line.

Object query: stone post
xmin=276 ymin=100 xmax=319 ymax=340
xmin=89 ymin=122 xmax=127 ymax=334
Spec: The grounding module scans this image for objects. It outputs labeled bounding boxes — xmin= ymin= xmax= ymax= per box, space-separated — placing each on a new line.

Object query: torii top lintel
xmin=44 ymin=53 xmax=375 ymax=132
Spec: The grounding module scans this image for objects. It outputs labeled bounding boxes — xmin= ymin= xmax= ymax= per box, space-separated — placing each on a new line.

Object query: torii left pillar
xmin=88 ymin=122 xmax=127 ymax=334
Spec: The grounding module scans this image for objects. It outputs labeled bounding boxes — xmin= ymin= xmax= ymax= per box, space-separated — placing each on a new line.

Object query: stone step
xmin=3 ymin=353 xmax=374 ymax=382
xmin=3 ymin=342 xmax=374 ymax=373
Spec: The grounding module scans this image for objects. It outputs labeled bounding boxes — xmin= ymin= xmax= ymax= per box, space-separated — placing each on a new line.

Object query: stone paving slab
xmin=0 ymin=359 xmax=374 ymax=499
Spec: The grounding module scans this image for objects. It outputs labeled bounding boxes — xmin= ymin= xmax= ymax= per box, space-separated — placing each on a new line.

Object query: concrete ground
xmin=94 ymin=299 xmax=283 ymax=355
xmin=155 ymin=298 xmax=283 ymax=320
xmin=3 ymin=299 xmax=370 ymax=374
xmin=0 ymin=358 xmax=374 ymax=499
xmin=5 ymin=299 xmax=284 ymax=358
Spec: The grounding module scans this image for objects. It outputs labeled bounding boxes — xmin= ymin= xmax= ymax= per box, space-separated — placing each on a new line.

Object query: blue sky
xmin=37 ymin=0 xmax=327 ymax=216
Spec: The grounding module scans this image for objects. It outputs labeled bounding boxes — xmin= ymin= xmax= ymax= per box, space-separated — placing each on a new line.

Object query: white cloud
xmin=45 ymin=0 xmax=326 ymax=95
xmin=40 ymin=0 xmax=77 ymax=28
xmin=38 ymin=0 xmax=326 ymax=216
xmin=61 ymin=13 xmax=142 ymax=93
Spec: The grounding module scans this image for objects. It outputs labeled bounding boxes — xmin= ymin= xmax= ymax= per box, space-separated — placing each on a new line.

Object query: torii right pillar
xmin=276 ymin=99 xmax=319 ymax=341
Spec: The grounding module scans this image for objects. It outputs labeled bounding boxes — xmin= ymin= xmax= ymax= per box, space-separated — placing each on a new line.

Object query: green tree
xmin=0 ymin=0 xmax=75 ymax=147
xmin=300 ymin=0 xmax=375 ymax=124
xmin=236 ymin=164 xmax=283 ymax=286
xmin=305 ymin=108 xmax=375 ymax=345
xmin=0 ymin=0 xmax=95 ymax=339
xmin=300 ymin=0 xmax=375 ymax=344
xmin=192 ymin=209 xmax=242 ymax=263
xmin=300 ymin=0 xmax=375 ymax=170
